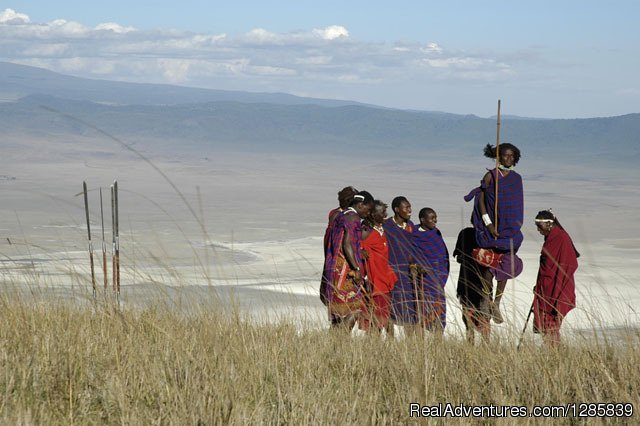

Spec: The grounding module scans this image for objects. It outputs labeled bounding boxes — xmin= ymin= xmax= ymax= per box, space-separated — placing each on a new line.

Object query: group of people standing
xmin=321 ymin=143 xmax=580 ymax=345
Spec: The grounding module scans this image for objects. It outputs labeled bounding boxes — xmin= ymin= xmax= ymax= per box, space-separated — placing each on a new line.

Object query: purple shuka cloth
xmin=382 ymin=218 xmax=421 ymax=324
xmin=412 ymin=227 xmax=449 ymax=329
xmin=323 ymin=210 xmax=365 ymax=315
xmin=465 ymin=168 xmax=524 ymax=253
xmin=491 ymin=251 xmax=523 ymax=281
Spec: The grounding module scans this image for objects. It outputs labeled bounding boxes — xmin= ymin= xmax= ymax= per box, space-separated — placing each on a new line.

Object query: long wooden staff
xmin=100 ymin=188 xmax=108 ymax=291
xmin=113 ymin=181 xmax=120 ymax=299
xmin=494 ymin=100 xmax=501 ymax=236
xmin=517 ymin=302 xmax=534 ymax=351
xmin=411 ymin=264 xmax=424 ymax=329
xmin=111 ymin=183 xmax=117 ymax=297
xmin=83 ymin=181 xmax=96 ymax=298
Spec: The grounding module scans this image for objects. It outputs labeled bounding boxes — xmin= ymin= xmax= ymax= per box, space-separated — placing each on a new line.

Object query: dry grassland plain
xmin=1 ymin=133 xmax=639 ymax=423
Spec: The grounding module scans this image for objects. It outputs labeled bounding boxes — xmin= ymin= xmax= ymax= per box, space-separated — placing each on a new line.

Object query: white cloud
xmin=22 ymin=43 xmax=69 ymax=57
xmin=424 ymin=57 xmax=483 ymax=69
xmin=158 ymin=58 xmax=191 ymax=82
xmin=0 ymin=8 xmax=30 ymax=24
xmin=48 ymin=19 xmax=89 ymax=36
xmin=0 ymin=8 xmax=521 ymax=92
xmin=313 ymin=25 xmax=349 ymax=40
xmin=424 ymin=42 xmax=442 ymax=54
xmin=248 ymin=65 xmax=296 ymax=76
xmin=295 ymin=56 xmax=333 ymax=65
xmin=95 ymin=22 xmax=136 ymax=34
xmin=244 ymin=28 xmax=278 ymax=44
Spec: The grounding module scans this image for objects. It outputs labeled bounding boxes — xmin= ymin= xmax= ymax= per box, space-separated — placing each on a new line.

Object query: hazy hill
xmin=2 ymin=94 xmax=639 ymax=164
xmin=0 ymin=61 xmax=367 ymax=108
xmin=1 ymin=62 xmax=638 ymax=164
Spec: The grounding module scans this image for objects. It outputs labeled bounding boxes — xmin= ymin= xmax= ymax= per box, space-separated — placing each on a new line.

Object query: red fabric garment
xmin=533 ymin=226 xmax=578 ymax=325
xmin=533 ymin=309 xmax=563 ymax=337
xmin=358 ymin=293 xmax=391 ymax=331
xmin=362 ymin=228 xmax=397 ymax=295
xmin=472 ymin=247 xmax=503 ymax=268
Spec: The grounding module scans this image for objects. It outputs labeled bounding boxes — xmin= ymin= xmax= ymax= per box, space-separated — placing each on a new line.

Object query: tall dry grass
xmin=0 ymin=290 xmax=638 ymax=425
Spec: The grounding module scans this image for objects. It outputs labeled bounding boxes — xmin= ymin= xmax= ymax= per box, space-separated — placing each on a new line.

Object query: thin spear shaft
xmin=100 ymin=188 xmax=108 ymax=291
xmin=83 ymin=181 xmax=96 ymax=298
xmin=111 ymin=184 xmax=116 ymax=294
xmin=517 ymin=303 xmax=534 ymax=351
xmin=114 ymin=181 xmax=120 ymax=299
xmin=411 ymin=266 xmax=424 ymax=330
xmin=494 ymin=100 xmax=501 ymax=238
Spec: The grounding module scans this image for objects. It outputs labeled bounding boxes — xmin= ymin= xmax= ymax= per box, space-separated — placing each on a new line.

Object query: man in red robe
xmin=360 ymin=200 xmax=397 ymax=333
xmin=532 ymin=210 xmax=579 ymax=345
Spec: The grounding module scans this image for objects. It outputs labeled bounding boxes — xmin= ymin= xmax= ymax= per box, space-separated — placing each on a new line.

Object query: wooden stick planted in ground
xmin=83 ymin=181 xmax=96 ymax=298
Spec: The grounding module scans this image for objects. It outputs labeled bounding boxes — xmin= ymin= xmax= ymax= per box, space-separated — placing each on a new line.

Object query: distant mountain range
xmin=1 ymin=62 xmax=639 ymax=163
xmin=0 ymin=61 xmax=368 ymax=108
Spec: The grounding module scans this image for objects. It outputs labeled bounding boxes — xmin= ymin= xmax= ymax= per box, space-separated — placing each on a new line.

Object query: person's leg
xmin=358 ymin=301 xmax=372 ymax=332
xmin=342 ymin=314 xmax=357 ymax=332
xmin=385 ymin=320 xmax=395 ymax=337
xmin=478 ymin=319 xmax=491 ymax=343
xmin=491 ymin=279 xmax=507 ymax=324
xmin=374 ymin=293 xmax=391 ymax=332
xmin=462 ymin=308 xmax=475 ymax=344
xmin=475 ymin=306 xmax=492 ymax=342
xmin=426 ymin=300 xmax=445 ymax=336
xmin=480 ymin=268 xmax=494 ymax=318
xmin=329 ymin=306 xmax=343 ymax=328
xmin=543 ymin=314 xmax=562 ymax=346
xmin=330 ymin=317 xmax=342 ymax=328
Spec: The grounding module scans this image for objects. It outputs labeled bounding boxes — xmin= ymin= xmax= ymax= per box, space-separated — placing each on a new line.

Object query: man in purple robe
xmin=412 ymin=207 xmax=449 ymax=333
xmin=383 ymin=196 xmax=422 ymax=335
xmin=464 ymin=143 xmax=524 ymax=324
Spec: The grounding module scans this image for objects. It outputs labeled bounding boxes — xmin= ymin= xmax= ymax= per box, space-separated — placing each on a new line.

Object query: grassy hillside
xmin=0 ymin=293 xmax=638 ymax=424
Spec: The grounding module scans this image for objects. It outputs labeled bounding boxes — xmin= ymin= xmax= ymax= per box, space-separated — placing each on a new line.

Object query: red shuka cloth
xmin=362 ymin=229 xmax=397 ymax=295
xmin=533 ymin=226 xmax=578 ymax=330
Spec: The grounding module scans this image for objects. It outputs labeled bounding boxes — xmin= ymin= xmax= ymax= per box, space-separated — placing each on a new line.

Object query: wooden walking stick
xmin=517 ymin=302 xmax=534 ymax=351
xmin=114 ymin=181 xmax=120 ymax=298
xmin=100 ymin=188 xmax=108 ymax=291
xmin=494 ymin=100 xmax=501 ymax=237
xmin=110 ymin=183 xmax=117 ymax=299
xmin=83 ymin=181 xmax=97 ymax=298
xmin=111 ymin=181 xmax=120 ymax=301
xmin=411 ymin=264 xmax=424 ymax=330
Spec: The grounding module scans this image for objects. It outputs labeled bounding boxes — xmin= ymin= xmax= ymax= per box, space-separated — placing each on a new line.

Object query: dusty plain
xmin=2 ymin=131 xmax=639 ymax=343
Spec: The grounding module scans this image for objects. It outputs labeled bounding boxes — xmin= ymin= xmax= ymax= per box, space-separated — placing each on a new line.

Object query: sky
xmin=1 ymin=1 xmax=639 ymax=118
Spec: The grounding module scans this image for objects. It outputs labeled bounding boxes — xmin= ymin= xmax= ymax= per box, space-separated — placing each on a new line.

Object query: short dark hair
xmin=418 ymin=207 xmax=436 ymax=219
xmin=391 ymin=196 xmax=409 ymax=212
xmin=535 ymin=210 xmax=555 ymax=222
xmin=350 ymin=190 xmax=374 ymax=207
xmin=337 ymin=186 xmax=358 ymax=209
xmin=536 ymin=209 xmax=580 ymax=257
xmin=535 ymin=209 xmax=564 ymax=230
xmin=484 ymin=143 xmax=521 ymax=165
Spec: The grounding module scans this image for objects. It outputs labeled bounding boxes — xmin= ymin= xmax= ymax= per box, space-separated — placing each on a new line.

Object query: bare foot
xmin=491 ymin=302 xmax=504 ymax=324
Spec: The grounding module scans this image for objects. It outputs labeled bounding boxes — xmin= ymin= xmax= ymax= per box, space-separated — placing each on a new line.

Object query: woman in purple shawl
xmin=383 ymin=196 xmax=422 ymax=334
xmin=324 ymin=191 xmax=374 ymax=330
xmin=412 ymin=208 xmax=449 ymax=332
xmin=464 ymin=143 xmax=523 ymax=324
